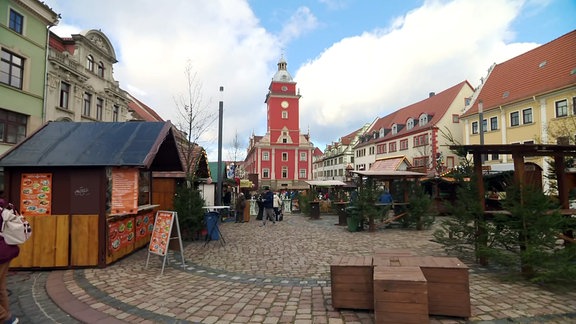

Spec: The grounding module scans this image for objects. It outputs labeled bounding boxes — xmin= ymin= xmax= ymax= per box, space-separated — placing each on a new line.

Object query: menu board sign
xmin=111 ymin=168 xmax=138 ymax=215
xmin=148 ymin=211 xmax=175 ymax=256
xmin=20 ymin=173 xmax=52 ymax=215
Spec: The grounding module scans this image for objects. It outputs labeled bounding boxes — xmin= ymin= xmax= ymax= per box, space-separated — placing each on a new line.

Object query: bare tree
xmin=224 ymin=130 xmax=246 ymax=180
xmin=174 ymin=62 xmax=217 ymax=179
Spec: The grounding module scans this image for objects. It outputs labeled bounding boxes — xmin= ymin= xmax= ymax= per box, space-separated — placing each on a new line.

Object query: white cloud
xmin=45 ymin=0 xmax=546 ymax=160
xmin=295 ymin=0 xmax=538 ymax=148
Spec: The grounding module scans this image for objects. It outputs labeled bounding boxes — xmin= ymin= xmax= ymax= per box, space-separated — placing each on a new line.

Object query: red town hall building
xmin=244 ymin=57 xmax=314 ymax=191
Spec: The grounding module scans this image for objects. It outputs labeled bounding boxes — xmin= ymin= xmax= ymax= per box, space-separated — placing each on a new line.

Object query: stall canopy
xmin=305 ymin=180 xmax=347 ymax=186
xmin=0 ymin=121 xmax=183 ymax=171
xmin=352 ymin=170 xmax=426 ymax=179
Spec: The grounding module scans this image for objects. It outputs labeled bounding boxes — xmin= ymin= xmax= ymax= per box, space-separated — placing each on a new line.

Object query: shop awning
xmin=369 ymin=156 xmax=411 ymax=172
xmin=305 ymin=180 xmax=347 ymax=186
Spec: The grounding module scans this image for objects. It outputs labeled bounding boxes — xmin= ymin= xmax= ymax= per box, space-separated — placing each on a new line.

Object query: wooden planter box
xmin=330 ymin=256 xmax=373 ymax=310
xmin=373 ymin=266 xmax=428 ymax=324
xmin=374 ymin=256 xmax=470 ymax=318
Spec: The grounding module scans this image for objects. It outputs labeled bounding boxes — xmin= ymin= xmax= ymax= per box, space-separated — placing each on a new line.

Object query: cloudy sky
xmin=44 ymin=0 xmax=575 ymax=161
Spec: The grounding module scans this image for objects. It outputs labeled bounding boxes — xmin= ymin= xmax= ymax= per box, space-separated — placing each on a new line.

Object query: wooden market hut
xmin=0 ymin=121 xmax=183 ymax=268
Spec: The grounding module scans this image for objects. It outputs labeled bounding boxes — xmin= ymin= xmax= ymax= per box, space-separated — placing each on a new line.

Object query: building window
xmin=299 ymin=169 xmax=306 ymax=178
xmin=97 ymin=61 xmax=105 ymax=78
xmin=0 ymin=109 xmax=27 ymax=144
xmin=400 ymin=139 xmax=408 ymax=150
xmin=262 ymin=168 xmax=269 ymax=178
xmin=86 ymin=55 xmax=94 ymax=72
xmin=389 ymin=142 xmax=397 ymax=152
xmin=282 ymin=152 xmax=288 ymax=161
xmin=282 ymin=111 xmax=288 ymax=119
xmin=377 ymin=143 xmax=386 ymax=154
xmin=9 ymin=9 xmax=24 ymax=34
xmin=555 ymin=100 xmax=568 ymax=118
xmin=1 ymin=49 xmax=24 ymax=89
xmin=300 ymin=152 xmax=306 ymax=161
xmin=59 ymin=82 xmax=70 ymax=109
xmin=369 ymin=146 xmax=375 ymax=155
xmin=490 ymin=116 xmax=498 ymax=131
xmin=413 ymin=134 xmax=428 ymax=147
xmin=471 ymin=121 xmax=478 ymax=134
xmin=452 ymin=114 xmax=459 ymax=123
xmin=83 ymin=93 xmax=92 ymax=117
xmin=282 ymin=167 xmax=288 ymax=178
xmin=573 ymin=97 xmax=576 ymax=115
xmin=522 ymin=108 xmax=533 ymax=124
xmin=419 ymin=113 xmax=428 ymax=126
xmin=262 ymin=151 xmax=269 ymax=161
xmin=491 ymin=154 xmax=499 ymax=160
xmin=113 ymin=105 xmax=119 ymax=121
xmin=413 ymin=156 xmax=429 ymax=167
xmin=96 ymin=98 xmax=104 ymax=120
xmin=482 ymin=119 xmax=487 ymax=132
xmin=510 ymin=111 xmax=519 ymax=126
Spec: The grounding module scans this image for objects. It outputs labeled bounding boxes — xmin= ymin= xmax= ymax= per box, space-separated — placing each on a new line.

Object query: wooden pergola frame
xmin=450 ymin=144 xmax=576 ymax=209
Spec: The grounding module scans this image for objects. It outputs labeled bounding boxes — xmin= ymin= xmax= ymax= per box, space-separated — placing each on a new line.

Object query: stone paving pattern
xmin=5 ymin=213 xmax=576 ymax=323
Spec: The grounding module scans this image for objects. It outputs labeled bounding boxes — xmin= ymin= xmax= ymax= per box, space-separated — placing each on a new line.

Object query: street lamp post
xmin=478 ymin=99 xmax=485 ymax=163
xmin=478 ymin=100 xmax=484 ymax=145
xmin=216 ymin=86 xmax=224 ymax=206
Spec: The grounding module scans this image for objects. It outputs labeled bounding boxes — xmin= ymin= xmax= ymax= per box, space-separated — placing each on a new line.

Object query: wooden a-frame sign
xmin=145 ymin=210 xmax=185 ymax=275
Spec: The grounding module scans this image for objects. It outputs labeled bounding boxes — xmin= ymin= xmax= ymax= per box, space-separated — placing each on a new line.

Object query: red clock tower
xmin=244 ymin=56 xmax=314 ymax=191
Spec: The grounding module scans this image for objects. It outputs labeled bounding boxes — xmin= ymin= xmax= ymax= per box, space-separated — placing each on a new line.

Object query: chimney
xmin=429 ymin=92 xmax=435 ymax=98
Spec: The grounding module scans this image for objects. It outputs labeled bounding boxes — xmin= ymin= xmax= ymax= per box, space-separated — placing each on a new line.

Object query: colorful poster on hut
xmin=20 ymin=173 xmax=52 ymax=215
xmin=148 ymin=211 xmax=175 ymax=256
xmin=111 ymin=168 xmax=138 ymax=215
xmin=135 ymin=212 xmax=153 ymax=240
xmin=108 ymin=217 xmax=136 ymax=251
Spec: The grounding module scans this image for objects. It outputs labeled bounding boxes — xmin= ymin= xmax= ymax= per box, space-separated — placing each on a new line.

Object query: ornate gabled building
xmin=45 ymin=29 xmax=131 ymax=123
xmin=313 ymin=124 xmax=372 ymax=181
xmin=244 ymin=57 xmax=315 ymax=190
xmin=354 ymin=81 xmax=474 ymax=176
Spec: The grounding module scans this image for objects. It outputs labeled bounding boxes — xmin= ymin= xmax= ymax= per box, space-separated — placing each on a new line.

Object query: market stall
xmin=0 ymin=121 xmax=183 ymax=268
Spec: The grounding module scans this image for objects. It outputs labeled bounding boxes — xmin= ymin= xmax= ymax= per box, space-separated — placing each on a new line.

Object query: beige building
xmin=460 ymin=30 xmax=576 ymax=189
xmin=45 ymin=29 xmax=131 ymax=122
xmin=313 ymin=123 xmax=371 ymax=181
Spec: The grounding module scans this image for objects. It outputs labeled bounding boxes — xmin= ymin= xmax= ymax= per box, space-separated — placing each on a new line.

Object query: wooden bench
xmin=330 ymin=256 xmax=373 ymax=310
xmin=373 ymin=266 xmax=428 ymax=324
xmin=374 ymin=256 xmax=470 ymax=318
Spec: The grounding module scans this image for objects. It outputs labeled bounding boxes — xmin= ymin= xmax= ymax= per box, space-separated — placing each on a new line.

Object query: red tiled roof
xmin=356 ymin=80 xmax=472 ymax=148
xmin=127 ymin=94 xmax=165 ymax=122
xmin=462 ymin=30 xmax=576 ymax=117
xmin=340 ymin=126 xmax=364 ymax=145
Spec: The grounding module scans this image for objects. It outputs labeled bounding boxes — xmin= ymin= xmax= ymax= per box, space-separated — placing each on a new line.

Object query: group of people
xmin=0 ymin=199 xmax=22 ymax=324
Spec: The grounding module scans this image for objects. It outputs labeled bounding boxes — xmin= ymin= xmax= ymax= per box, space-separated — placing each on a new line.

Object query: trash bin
xmin=310 ymin=201 xmax=320 ymax=219
xmin=204 ymin=212 xmax=220 ymax=240
xmin=345 ymin=206 xmax=360 ymax=232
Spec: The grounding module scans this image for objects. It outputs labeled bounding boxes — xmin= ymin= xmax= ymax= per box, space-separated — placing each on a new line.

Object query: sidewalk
xmin=6 ymin=214 xmax=576 ymax=323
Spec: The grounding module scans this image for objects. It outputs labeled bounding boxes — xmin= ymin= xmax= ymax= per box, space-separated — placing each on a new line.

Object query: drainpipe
xmin=43 ymin=25 xmax=55 ymax=123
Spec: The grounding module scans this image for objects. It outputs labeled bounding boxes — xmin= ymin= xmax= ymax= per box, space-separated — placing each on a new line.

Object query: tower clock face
xmin=281 ymin=100 xmax=289 ymax=108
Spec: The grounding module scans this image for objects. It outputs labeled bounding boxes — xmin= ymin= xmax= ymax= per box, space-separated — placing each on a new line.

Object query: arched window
xmin=87 ymin=55 xmax=94 ymax=72
xmin=391 ymin=123 xmax=397 ymax=135
xmin=379 ymin=127 xmax=385 ymax=137
xmin=97 ymin=61 xmax=105 ymax=77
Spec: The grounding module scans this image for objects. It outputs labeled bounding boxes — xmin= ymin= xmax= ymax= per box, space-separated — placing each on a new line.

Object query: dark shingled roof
xmin=0 ymin=121 xmax=183 ymax=171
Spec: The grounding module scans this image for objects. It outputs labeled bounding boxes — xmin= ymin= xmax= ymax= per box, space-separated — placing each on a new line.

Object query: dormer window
xmin=379 ymin=127 xmax=385 ymax=137
xmin=419 ymin=113 xmax=428 ymax=126
xmin=373 ymin=131 xmax=378 ymax=139
xmin=407 ymin=118 xmax=414 ymax=130
xmin=391 ymin=124 xmax=397 ymax=135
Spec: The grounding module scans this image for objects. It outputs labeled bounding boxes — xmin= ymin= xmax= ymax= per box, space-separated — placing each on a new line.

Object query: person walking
xmin=273 ymin=192 xmax=283 ymax=222
xmin=0 ymin=202 xmax=20 ymax=324
xmin=260 ymin=186 xmax=275 ymax=226
xmin=235 ymin=192 xmax=246 ymax=223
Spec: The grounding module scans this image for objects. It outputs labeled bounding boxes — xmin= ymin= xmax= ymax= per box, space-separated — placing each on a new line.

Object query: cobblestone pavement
xmin=5 ymin=214 xmax=576 ymax=323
